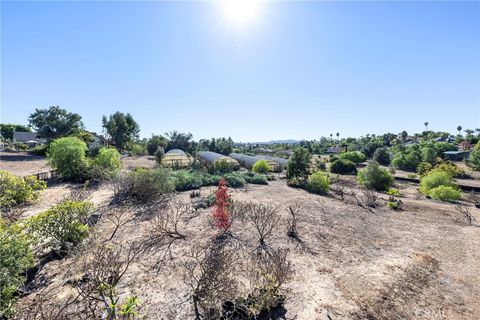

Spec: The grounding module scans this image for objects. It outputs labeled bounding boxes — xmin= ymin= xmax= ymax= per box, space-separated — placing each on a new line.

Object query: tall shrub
xmin=330 ymin=159 xmax=357 ymax=175
xmin=373 ymin=147 xmax=391 ymax=165
xmin=419 ymin=170 xmax=453 ymax=196
xmin=339 ymin=151 xmax=366 ymax=164
xmin=466 ymin=142 xmax=480 ymax=171
xmin=212 ymin=178 xmax=230 ymax=231
xmin=306 ymin=171 xmax=330 ymax=194
xmin=357 ymin=161 xmax=394 ymax=191
xmin=47 ymin=136 xmax=89 ymax=181
xmin=94 ymin=148 xmax=121 ymax=174
xmin=286 ymin=148 xmax=311 ymax=179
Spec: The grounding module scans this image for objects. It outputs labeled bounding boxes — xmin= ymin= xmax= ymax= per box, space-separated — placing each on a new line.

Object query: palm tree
xmin=336 ymin=132 xmax=340 ymax=140
xmin=401 ymin=130 xmax=408 ymax=145
xmin=457 ymin=126 xmax=463 ymax=136
xmin=330 ymin=133 xmax=333 ymax=142
xmin=424 ymin=121 xmax=429 ymax=131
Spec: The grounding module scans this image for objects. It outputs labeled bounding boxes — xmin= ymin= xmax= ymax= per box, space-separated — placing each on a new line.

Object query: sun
xmin=218 ymin=0 xmax=264 ymax=30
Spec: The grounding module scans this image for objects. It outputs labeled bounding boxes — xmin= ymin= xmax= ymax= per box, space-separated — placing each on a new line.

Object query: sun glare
xmin=218 ymin=0 xmax=264 ymax=30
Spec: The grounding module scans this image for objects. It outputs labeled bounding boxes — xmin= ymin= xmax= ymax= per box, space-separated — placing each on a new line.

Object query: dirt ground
xmin=0 ymin=152 xmax=158 ymax=177
xmin=11 ymin=175 xmax=480 ymax=320
xmin=0 ymin=152 xmax=51 ymax=176
xmin=3 ymin=153 xmax=480 ymax=319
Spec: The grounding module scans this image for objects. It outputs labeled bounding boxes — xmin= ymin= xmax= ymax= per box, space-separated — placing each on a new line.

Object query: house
xmin=327 ymin=146 xmax=346 ymax=153
xmin=443 ymin=151 xmax=471 ymax=162
xmin=88 ymin=132 xmax=106 ymax=148
xmin=12 ymin=132 xmax=46 ymax=147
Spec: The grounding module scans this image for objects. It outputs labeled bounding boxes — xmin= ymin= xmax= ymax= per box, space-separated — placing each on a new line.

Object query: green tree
xmin=28 ymin=106 xmax=83 ymax=140
xmin=286 ymin=147 xmax=311 ymax=179
xmin=466 ymin=142 xmax=480 ymax=171
xmin=166 ymin=131 xmax=194 ymax=153
xmin=400 ymin=131 xmax=408 ymax=145
xmin=147 ymin=134 xmax=168 ymax=155
xmin=424 ymin=121 xmax=429 ymax=131
xmin=457 ymin=126 xmax=463 ymax=136
xmin=102 ymin=112 xmax=140 ymax=151
xmin=47 ymin=137 xmax=89 ymax=181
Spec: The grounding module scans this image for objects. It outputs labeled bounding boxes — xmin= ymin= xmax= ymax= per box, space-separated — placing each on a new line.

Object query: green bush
xmin=47 ymin=136 xmax=90 ymax=181
xmin=29 ymin=144 xmax=49 ymax=156
xmin=373 ymin=147 xmax=390 ymax=165
xmin=129 ymin=143 xmax=147 ymax=156
xmin=0 ymin=220 xmax=34 ymax=317
xmin=387 ymin=188 xmax=401 ymax=196
xmin=213 ymin=159 xmax=237 ymax=174
xmin=306 ymin=171 xmax=330 ymax=194
xmin=339 ymin=151 xmax=366 ymax=164
xmin=224 ymin=173 xmax=246 ymax=188
xmin=421 ymin=146 xmax=438 ymax=166
xmin=466 ymin=147 xmax=480 ymax=171
xmin=330 ymin=159 xmax=357 ymax=175
xmin=419 ymin=170 xmax=453 ymax=196
xmin=387 ymin=201 xmax=401 ymax=210
xmin=315 ymin=159 xmax=327 ymax=171
xmin=287 ymin=176 xmax=307 ymax=189
xmin=0 ymin=171 xmax=46 ymax=211
xmin=416 ymin=161 xmax=433 ymax=177
xmin=15 ymin=143 xmax=29 ymax=151
xmin=252 ymin=160 xmax=270 ymax=174
xmin=426 ymin=162 xmax=467 ymax=179
xmin=154 ymin=146 xmax=165 ymax=164
xmin=429 ymin=185 xmax=461 ymax=202
xmin=357 ymin=162 xmax=394 ymax=191
xmin=242 ymin=172 xmax=268 ymax=185
xmin=328 ymin=154 xmax=339 ymax=162
xmin=94 ymin=147 xmax=121 ymax=173
xmin=286 ymin=148 xmax=311 ymax=179
xmin=28 ymin=200 xmax=94 ymax=252
xmin=128 ymin=168 xmax=175 ymax=203
xmin=171 ymin=170 xmax=205 ymax=191
xmin=391 ymin=145 xmax=422 ymax=172
xmin=88 ymin=144 xmax=102 ymax=157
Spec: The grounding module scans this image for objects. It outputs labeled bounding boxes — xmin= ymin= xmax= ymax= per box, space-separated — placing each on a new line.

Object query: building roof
xmin=229 ymin=153 xmax=261 ymax=168
xmin=165 ymin=149 xmax=188 ymax=156
xmin=443 ymin=151 xmax=470 ymax=155
xmin=198 ymin=151 xmax=238 ymax=164
xmin=253 ymin=154 xmax=289 ymax=166
xmin=13 ymin=132 xmax=45 ymax=143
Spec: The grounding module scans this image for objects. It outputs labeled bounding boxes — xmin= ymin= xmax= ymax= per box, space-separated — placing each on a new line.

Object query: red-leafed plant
xmin=213 ymin=178 xmax=230 ymax=231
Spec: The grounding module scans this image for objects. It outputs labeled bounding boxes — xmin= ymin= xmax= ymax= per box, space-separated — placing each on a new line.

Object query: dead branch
xmin=182 ymin=243 xmax=237 ymax=320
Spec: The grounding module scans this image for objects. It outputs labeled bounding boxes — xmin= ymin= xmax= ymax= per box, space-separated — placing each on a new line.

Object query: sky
xmin=1 ymin=0 xmax=479 ymax=142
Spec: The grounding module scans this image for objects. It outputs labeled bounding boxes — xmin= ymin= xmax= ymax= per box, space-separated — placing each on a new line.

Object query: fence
xmin=33 ymin=170 xmax=58 ymax=181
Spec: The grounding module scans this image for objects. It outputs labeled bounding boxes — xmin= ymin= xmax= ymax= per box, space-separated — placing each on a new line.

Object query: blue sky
xmin=1 ymin=1 xmax=479 ymax=142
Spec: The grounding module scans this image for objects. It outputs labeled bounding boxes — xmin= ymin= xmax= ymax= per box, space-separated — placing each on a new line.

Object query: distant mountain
xmin=240 ymin=139 xmax=301 ymax=145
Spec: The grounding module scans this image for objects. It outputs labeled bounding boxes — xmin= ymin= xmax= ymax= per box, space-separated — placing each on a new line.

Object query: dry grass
xmin=6 ymin=163 xmax=480 ymax=319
